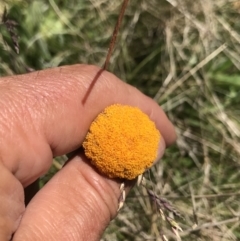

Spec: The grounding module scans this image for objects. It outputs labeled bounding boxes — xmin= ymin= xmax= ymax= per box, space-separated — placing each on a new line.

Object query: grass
xmin=1 ymin=0 xmax=240 ymax=240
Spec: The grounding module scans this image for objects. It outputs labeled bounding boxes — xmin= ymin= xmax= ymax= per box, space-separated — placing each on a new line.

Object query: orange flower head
xmin=83 ymin=104 xmax=160 ymax=180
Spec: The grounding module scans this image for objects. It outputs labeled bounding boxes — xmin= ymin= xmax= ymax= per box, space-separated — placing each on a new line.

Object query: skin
xmin=0 ymin=64 xmax=176 ymax=241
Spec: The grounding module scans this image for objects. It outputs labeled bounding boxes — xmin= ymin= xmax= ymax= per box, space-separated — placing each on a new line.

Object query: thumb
xmin=13 ymin=151 xmax=137 ymax=241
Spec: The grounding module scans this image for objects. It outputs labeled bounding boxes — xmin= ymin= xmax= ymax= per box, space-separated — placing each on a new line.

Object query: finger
xmin=0 ymin=64 xmax=176 ymax=187
xmin=13 ymin=152 xmax=133 ymax=241
xmin=0 ymin=163 xmax=25 ymax=240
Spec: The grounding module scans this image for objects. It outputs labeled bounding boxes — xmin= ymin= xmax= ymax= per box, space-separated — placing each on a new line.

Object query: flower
xmin=83 ymin=104 xmax=160 ymax=180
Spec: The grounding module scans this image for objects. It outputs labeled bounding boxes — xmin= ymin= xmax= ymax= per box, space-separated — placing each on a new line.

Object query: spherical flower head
xmin=83 ymin=104 xmax=160 ymax=180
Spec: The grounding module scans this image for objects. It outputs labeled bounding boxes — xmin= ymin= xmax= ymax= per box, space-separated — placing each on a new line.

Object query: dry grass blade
xmin=157 ymin=43 xmax=227 ymax=101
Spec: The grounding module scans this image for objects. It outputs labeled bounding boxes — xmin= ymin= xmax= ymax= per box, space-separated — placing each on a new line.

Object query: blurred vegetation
xmin=1 ymin=0 xmax=240 ymax=240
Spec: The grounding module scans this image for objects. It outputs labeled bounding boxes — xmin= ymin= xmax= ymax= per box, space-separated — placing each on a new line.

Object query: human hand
xmin=0 ymin=64 xmax=176 ymax=241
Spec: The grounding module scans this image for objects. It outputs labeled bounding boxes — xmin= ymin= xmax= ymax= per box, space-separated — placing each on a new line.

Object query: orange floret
xmin=83 ymin=104 xmax=160 ymax=180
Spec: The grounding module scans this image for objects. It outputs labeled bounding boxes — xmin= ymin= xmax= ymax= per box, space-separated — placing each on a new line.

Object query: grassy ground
xmin=1 ymin=0 xmax=240 ymax=240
